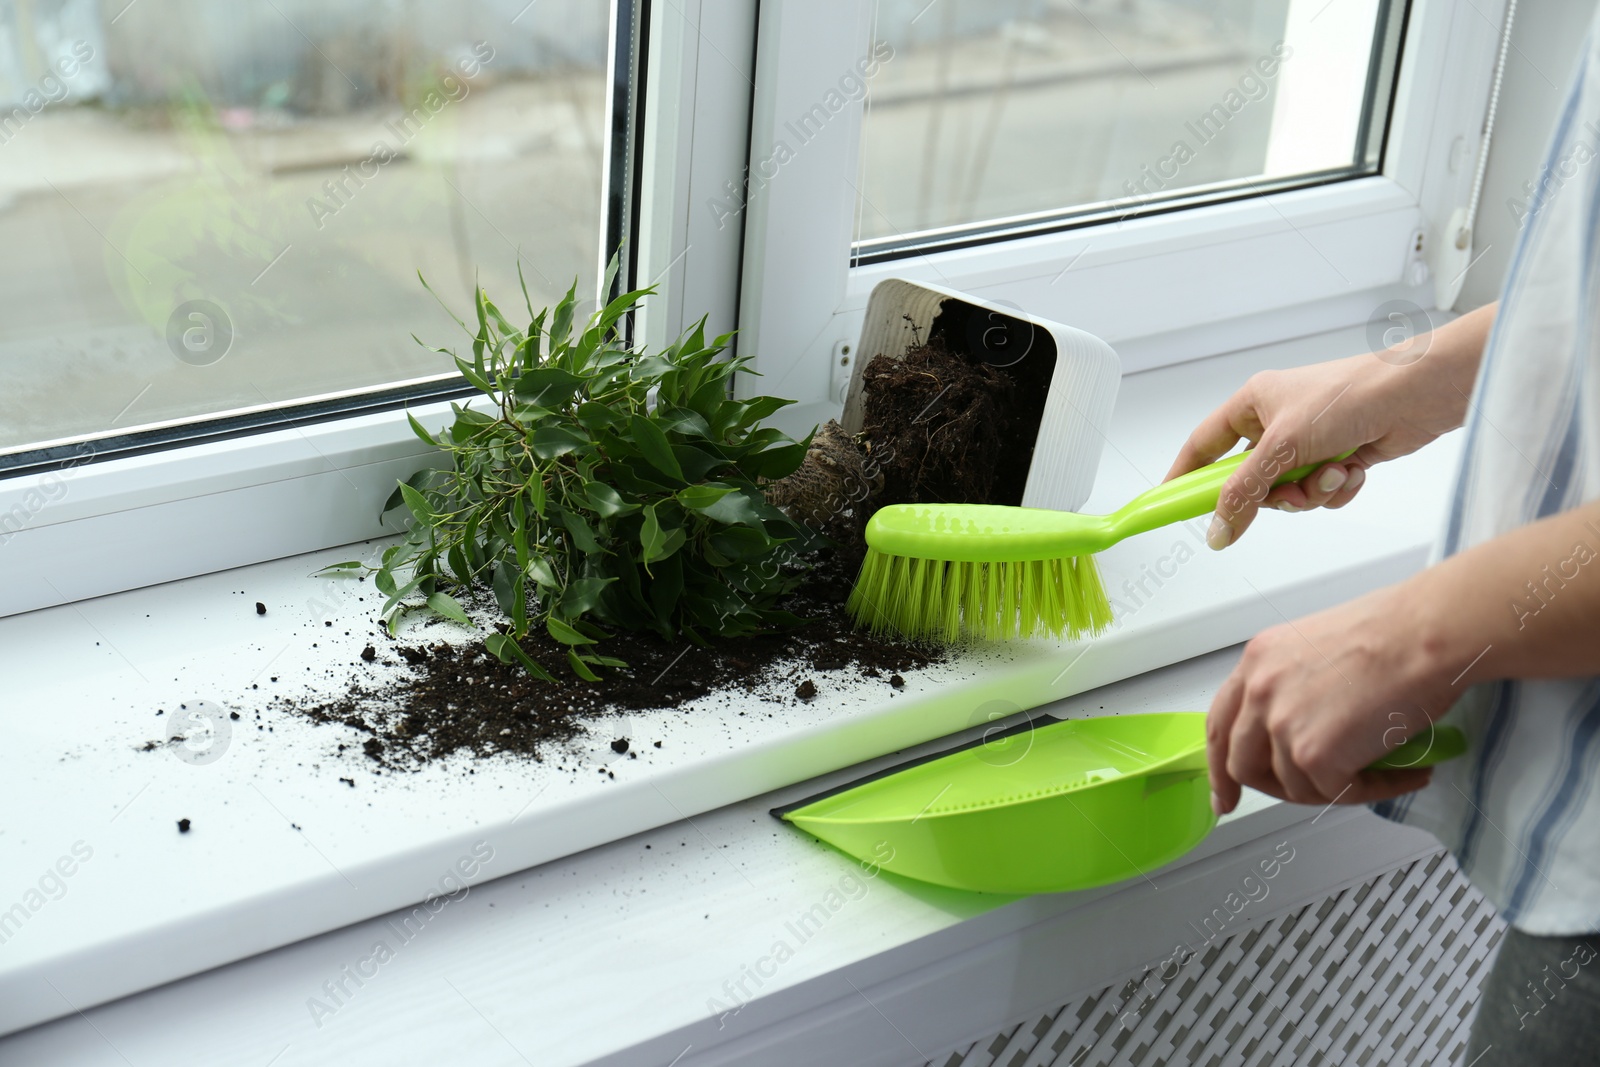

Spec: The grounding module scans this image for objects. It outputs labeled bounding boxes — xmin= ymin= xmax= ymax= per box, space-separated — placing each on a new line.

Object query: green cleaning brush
xmin=846 ymin=448 xmax=1348 ymax=643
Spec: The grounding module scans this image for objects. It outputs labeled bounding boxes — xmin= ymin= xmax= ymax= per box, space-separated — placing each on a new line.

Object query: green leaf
xmin=381 ymin=573 xmax=427 ymax=614
xmin=585 ymin=481 xmax=638 ymax=517
xmin=486 ymin=633 xmax=556 ymax=682
xmin=555 ymin=506 xmax=602 ymax=553
xmin=746 ymin=439 xmax=810 ymax=480
xmin=559 ymin=576 xmax=615 ymax=616
xmin=491 ymin=561 xmax=517 ymax=616
xmin=526 ymin=556 xmax=560 ymax=590
xmin=566 ymin=647 xmax=601 ymax=681
xmin=453 ymin=356 xmax=495 ymax=395
xmin=650 ymin=528 xmax=686 ymax=568
xmin=550 ymin=281 xmax=580 ymax=352
xmin=483 ymin=294 xmax=521 ymax=345
xmin=700 ymin=489 xmax=764 ymax=527
xmin=648 ymin=552 xmax=684 ymax=624
xmin=676 ymin=484 xmax=735 ymax=511
xmin=426 ymin=592 xmax=473 ymax=627
xmin=708 ymin=525 xmax=773 ymax=562
xmin=373 ymin=567 xmax=398 ymax=598
xmin=546 ymin=615 xmax=597 ymax=646
xmin=513 ymin=367 xmax=586 ymax=408
xmin=447 ymin=544 xmax=472 ymax=584
xmin=398 ymin=482 xmax=435 ymax=523
xmin=384 ymin=467 xmax=438 ymax=515
xmin=406 ymin=411 xmax=437 ymax=446
xmin=529 ymin=423 xmax=591 ymax=460
xmin=640 ymin=503 xmax=667 ymax=564
xmin=526 ymin=471 xmax=547 ymax=517
xmin=630 ymin=415 xmax=685 ymax=482
xmin=314 ymin=561 xmax=364 ymax=575
xmin=673 ymin=444 xmax=726 ymax=483
xmin=451 ymin=405 xmax=497 ymax=427
xmin=732 ymin=395 xmax=793 ymax=429
xmin=574 ymin=401 xmax=622 ymax=433
xmin=655 ymin=405 xmax=713 ymax=439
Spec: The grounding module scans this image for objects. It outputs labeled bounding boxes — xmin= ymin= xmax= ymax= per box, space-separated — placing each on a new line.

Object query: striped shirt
xmin=1371 ymin=25 xmax=1600 ymax=934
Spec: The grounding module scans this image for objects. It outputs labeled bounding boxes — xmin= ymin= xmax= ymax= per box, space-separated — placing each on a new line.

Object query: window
xmin=0 ymin=0 xmax=1509 ymax=619
xmin=854 ymin=0 xmax=1407 ymax=256
xmin=736 ymin=0 xmax=1483 ymax=440
xmin=0 ymin=0 xmax=613 ymax=458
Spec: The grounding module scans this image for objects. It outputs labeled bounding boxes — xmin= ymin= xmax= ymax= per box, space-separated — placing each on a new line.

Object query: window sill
xmin=0 ymin=648 xmax=1444 ymax=1065
xmin=0 ymin=319 xmax=1461 ymax=1043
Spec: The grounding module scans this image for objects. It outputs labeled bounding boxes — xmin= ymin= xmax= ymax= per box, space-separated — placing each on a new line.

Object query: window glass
xmin=0 ymin=0 xmax=612 ymax=456
xmin=855 ymin=0 xmax=1403 ymax=255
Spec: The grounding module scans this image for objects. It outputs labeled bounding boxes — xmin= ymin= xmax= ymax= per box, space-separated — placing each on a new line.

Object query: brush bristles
xmin=846 ymin=549 xmax=1115 ymax=644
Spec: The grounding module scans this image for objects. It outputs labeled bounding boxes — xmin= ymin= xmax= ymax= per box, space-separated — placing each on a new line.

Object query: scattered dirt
xmin=255 ymin=602 xmax=267 ymax=615
xmin=177 ymin=818 xmax=191 ymax=833
xmin=795 ymin=679 xmax=818 ymax=701
xmin=284 ymin=554 xmax=941 ymax=772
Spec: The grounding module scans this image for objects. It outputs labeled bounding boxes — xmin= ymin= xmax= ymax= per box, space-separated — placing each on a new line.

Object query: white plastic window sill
xmin=2 ymin=646 xmax=1444 ymax=1067
xmin=0 ymin=320 xmax=1461 ymax=1056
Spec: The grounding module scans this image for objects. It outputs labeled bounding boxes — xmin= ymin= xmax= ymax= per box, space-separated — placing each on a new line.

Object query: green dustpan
xmin=775 ymin=712 xmax=1465 ymax=896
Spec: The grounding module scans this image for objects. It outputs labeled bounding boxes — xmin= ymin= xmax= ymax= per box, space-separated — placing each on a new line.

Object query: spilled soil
xmin=284 ymin=554 xmax=940 ymax=771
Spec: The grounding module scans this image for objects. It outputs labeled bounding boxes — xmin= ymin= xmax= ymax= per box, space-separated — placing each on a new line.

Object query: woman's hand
xmin=1168 ymin=303 xmax=1496 ymax=550
xmin=1207 ymin=581 xmax=1451 ymax=815
xmin=1208 ymin=482 xmax=1600 ymax=817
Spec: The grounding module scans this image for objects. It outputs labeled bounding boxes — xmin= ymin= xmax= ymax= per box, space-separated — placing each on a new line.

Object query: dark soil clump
xmin=861 ymin=335 xmax=1015 ymax=505
xmin=858 ymin=302 xmax=1058 ymax=508
xmin=286 ymin=554 xmax=940 ymax=772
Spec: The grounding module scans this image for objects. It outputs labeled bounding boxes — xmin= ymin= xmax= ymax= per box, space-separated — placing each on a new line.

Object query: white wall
xmin=1457 ymin=1 xmax=1594 ymax=310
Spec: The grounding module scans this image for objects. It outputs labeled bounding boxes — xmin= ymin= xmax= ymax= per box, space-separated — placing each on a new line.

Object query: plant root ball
xmin=764 ymin=419 xmax=882 ymax=552
xmin=860 ymin=338 xmax=1015 ymax=505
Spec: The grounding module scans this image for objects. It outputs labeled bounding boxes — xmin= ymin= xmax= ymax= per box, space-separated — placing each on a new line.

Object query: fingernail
xmin=1210 ymin=790 xmax=1222 ymax=815
xmin=1274 ymin=501 xmax=1302 ymax=513
xmin=1206 ymin=515 xmax=1233 ymax=551
xmin=1317 ymin=467 xmax=1348 ymax=494
xmin=1345 ymin=467 xmax=1365 ymax=491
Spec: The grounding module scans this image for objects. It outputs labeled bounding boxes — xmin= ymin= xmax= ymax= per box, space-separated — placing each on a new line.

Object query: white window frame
xmin=0 ymin=0 xmax=1507 ymax=618
xmin=736 ymin=0 xmax=1509 ymax=436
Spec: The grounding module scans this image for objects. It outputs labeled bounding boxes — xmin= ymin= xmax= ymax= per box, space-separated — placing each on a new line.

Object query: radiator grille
xmin=929 ymin=852 xmax=1503 ymax=1067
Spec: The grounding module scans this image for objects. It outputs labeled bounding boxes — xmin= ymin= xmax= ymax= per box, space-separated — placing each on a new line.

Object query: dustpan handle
xmin=1150 ymin=723 xmax=1467 ymax=783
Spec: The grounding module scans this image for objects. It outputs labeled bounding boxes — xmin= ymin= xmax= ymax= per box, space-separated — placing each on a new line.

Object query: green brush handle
xmin=1106 ymin=447 xmax=1354 ymax=539
xmin=864 ymin=447 xmax=1356 ymax=561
